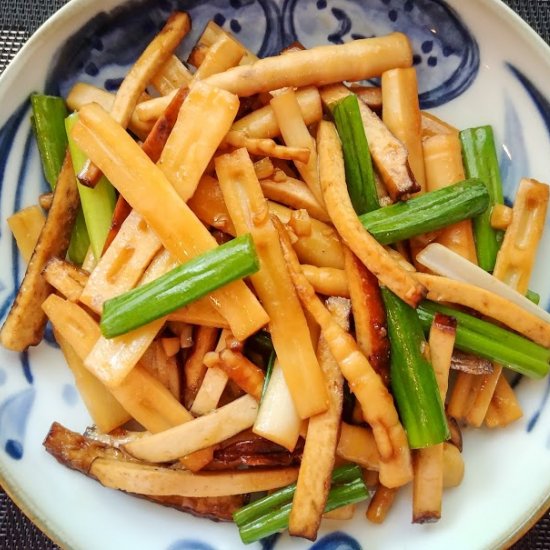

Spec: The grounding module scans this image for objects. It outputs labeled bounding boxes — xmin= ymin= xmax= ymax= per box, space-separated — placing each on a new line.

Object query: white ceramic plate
xmin=1 ymin=0 xmax=549 ymax=548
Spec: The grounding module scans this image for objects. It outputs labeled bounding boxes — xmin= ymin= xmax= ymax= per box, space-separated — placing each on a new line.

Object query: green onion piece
xmin=233 ymin=464 xmax=362 ymax=528
xmin=65 ymin=114 xmax=116 ymax=260
xmin=260 ymin=349 xmax=276 ymax=402
xmin=358 ymin=179 xmax=489 ymax=244
xmin=332 ymin=94 xmax=379 ymax=215
xmin=381 ymin=288 xmax=449 ymax=448
xmin=417 ymin=301 xmax=550 ymax=379
xmin=460 ymin=126 xmax=505 ymax=272
xmin=237 ymin=478 xmax=369 ymax=544
xmin=526 ymin=289 xmax=541 ymax=305
xmin=30 ymin=94 xmax=68 ymax=190
xmin=67 ymin=209 xmax=90 ymax=265
xmin=101 ymin=234 xmax=260 ymax=338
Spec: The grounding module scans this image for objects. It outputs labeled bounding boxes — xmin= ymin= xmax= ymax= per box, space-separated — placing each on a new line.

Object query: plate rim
xmin=1 ymin=0 xmax=550 ymax=548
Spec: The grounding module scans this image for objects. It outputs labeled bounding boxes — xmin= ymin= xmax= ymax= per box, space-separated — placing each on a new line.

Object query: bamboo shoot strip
xmin=101 ymin=234 xmax=259 ymax=338
xmin=358 ymin=180 xmax=489 ymax=245
xmin=332 ymin=94 xmax=379 ymax=215
xmin=416 ymin=301 xmax=550 ymax=379
xmin=460 ymin=126 xmax=505 ymax=272
xmin=71 ymin=103 xmax=269 ymax=341
xmin=381 ymin=288 xmax=449 ymax=448
xmin=204 ymin=33 xmax=412 ymax=96
xmin=66 ymin=114 xmax=116 ymax=260
xmin=215 ymin=148 xmax=328 ymax=420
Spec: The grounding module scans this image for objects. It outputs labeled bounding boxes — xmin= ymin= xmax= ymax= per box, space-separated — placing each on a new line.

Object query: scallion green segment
xmin=234 ymin=464 xmax=368 ymax=544
xmin=381 ymin=288 xmax=449 ymax=449
xmin=100 ymin=234 xmax=260 ymax=338
xmin=460 ymin=126 xmax=505 ymax=272
xmin=417 ymin=301 xmax=550 ymax=379
xmin=30 ymin=94 xmax=68 ymax=190
xmin=67 ymin=209 xmax=90 ymax=265
xmin=358 ymin=179 xmax=489 ymax=244
xmin=526 ymin=289 xmax=540 ymax=305
xmin=66 ymin=113 xmax=116 ymax=260
xmin=332 ymin=94 xmax=379 ymax=215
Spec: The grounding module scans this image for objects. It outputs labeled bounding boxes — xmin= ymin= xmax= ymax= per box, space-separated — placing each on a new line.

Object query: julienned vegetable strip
xmin=30 ymin=94 xmax=90 ymax=264
xmin=381 ymin=288 xmax=449 ymax=448
xmin=417 ymin=301 xmax=550 ymax=379
xmin=100 ymin=234 xmax=259 ymax=338
xmin=358 ymin=179 xmax=489 ymax=244
xmin=332 ymin=94 xmax=379 ymax=214
xmin=460 ymin=126 xmax=504 ymax=272
xmin=66 ymin=114 xmax=117 ymax=260
xmin=30 ymin=94 xmax=68 ymax=190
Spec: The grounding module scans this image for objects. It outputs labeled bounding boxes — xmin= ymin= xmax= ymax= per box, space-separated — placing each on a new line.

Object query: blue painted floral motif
xmin=310 ymin=531 xmax=363 ymax=549
xmin=0 ymin=387 xmax=35 ymax=460
xmin=43 ymin=0 xmax=478 ymax=109
xmin=281 ymin=0 xmax=479 ymax=108
xmin=166 ymin=540 xmax=217 ymax=550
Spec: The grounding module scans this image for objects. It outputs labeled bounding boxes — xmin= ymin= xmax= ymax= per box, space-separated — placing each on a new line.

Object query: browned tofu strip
xmin=0 ymin=153 xmax=79 ymax=351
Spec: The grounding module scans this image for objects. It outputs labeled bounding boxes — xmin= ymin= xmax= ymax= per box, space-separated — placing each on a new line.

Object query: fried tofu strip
xmin=150 ymin=55 xmax=193 ymax=95
xmin=343 ymin=247 xmax=390 ymax=384
xmin=125 ymin=394 xmax=259 ymax=462
xmin=271 ymin=89 xmax=325 ymax=208
xmin=188 ymin=20 xmax=258 ymax=69
xmin=317 ymin=120 xmax=425 ymax=307
xmin=215 ymin=148 xmax=328 ymax=419
xmin=259 ymin=174 xmax=330 ymax=223
xmin=490 ymin=204 xmax=513 ymax=230
xmin=92 ymin=459 xmax=298 ymax=497
xmin=0 ymin=154 xmax=79 ymax=351
xmin=8 ymin=205 xmax=45 ymax=263
xmin=423 ymin=133 xmax=478 ymax=263
xmin=320 ymin=84 xmax=419 ymax=201
xmin=415 ymin=273 xmax=550 ymax=347
xmin=157 ymin=82 xmax=239 ymax=201
xmin=421 ymin=111 xmax=459 ymax=140
xmin=183 ymin=326 xmax=219 ymax=408
xmin=412 ymin=313 xmax=457 ymax=524
xmin=66 ymin=82 xmax=152 ymax=140
xmin=485 ymin=375 xmax=524 ymax=428
xmin=253 ymin=359 xmax=302 ymax=452
xmin=43 ymin=257 xmax=88 ymax=302
xmin=382 ymin=68 xmax=426 ymax=191
xmin=336 ymin=422 xmax=380 ymax=470
xmin=79 ymin=210 xmax=162 ymax=313
xmin=289 ymin=297 xmax=349 ymax=539
xmin=204 ymin=33 xmax=412 ymax=96
xmin=72 ymin=103 xmax=269 ymax=341
xmin=232 ymin=87 xmax=322 ymax=139
xmin=43 ymin=422 xmax=244 ymax=521
xmin=276 ymin=218 xmax=412 ymax=488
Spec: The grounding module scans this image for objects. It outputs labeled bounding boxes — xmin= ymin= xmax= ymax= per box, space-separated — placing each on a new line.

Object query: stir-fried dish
xmin=2 ymin=11 xmax=549 ymax=543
